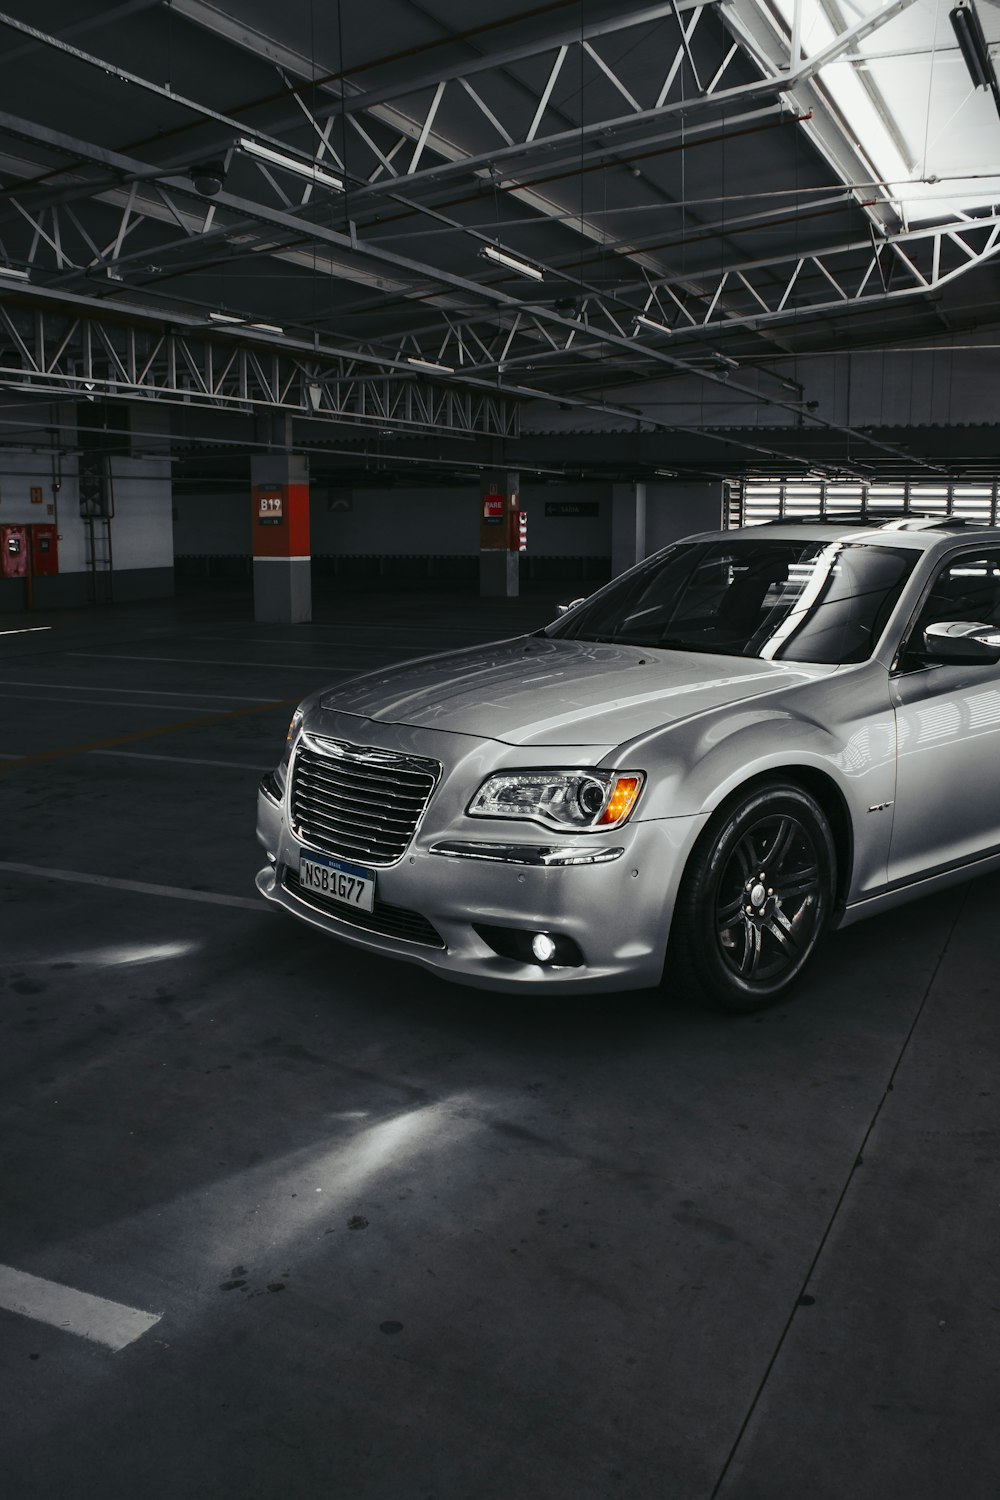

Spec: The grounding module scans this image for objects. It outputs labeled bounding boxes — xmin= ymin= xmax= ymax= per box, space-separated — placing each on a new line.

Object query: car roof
xmin=724 ymin=517 xmax=1000 ymax=552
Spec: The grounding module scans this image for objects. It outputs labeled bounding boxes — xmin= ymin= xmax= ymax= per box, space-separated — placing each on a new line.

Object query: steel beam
xmin=0 ymin=301 xmax=519 ymax=436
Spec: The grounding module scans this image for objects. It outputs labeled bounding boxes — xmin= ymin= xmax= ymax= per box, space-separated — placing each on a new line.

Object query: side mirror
xmin=555 ymin=597 xmax=586 ymax=616
xmin=923 ymin=620 xmax=1000 ymax=664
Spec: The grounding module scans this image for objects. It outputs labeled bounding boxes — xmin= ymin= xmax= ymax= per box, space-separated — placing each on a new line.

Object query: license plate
xmin=299 ymin=852 xmax=375 ymax=913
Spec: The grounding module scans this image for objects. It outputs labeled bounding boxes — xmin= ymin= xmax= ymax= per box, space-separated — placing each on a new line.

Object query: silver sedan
xmin=256 ymin=516 xmax=1000 ymax=1010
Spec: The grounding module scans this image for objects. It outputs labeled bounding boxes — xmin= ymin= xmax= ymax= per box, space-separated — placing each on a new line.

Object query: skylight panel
xmin=766 ymin=0 xmax=1000 ymax=225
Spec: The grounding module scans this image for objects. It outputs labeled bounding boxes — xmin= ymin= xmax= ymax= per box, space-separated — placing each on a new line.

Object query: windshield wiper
xmin=567 ymin=632 xmax=630 ymax=644
xmin=652 ymin=636 xmax=725 ymax=653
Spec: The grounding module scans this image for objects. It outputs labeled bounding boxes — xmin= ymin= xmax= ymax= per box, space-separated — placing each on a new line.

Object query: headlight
xmin=286 ymin=707 xmax=305 ymax=745
xmin=468 ymin=769 xmax=644 ymax=831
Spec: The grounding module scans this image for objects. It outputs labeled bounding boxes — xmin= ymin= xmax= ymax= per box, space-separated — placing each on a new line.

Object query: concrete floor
xmin=1 ymin=582 xmax=998 ymax=1499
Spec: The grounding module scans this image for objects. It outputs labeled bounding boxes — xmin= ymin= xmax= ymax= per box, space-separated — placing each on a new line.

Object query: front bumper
xmin=256 ymin=768 xmax=707 ymax=994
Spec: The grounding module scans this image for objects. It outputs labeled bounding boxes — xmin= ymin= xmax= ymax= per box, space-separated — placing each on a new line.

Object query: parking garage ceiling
xmin=1 ymin=0 xmax=1000 ymax=482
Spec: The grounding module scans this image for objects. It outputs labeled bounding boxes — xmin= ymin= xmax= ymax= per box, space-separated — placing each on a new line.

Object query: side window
xmin=908 ymin=551 xmax=1000 ymax=652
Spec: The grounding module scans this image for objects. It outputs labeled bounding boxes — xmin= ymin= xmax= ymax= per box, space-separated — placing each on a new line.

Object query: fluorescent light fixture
xmin=247 ymin=322 xmax=283 ymax=335
xmin=950 ymin=3 xmax=992 ymax=90
xmin=480 ymin=245 xmax=543 ymax=281
xmin=714 ymin=351 xmax=740 ymax=369
xmin=237 ymin=137 xmax=344 ymax=192
xmin=0 ymin=265 xmax=30 ymax=281
xmin=209 ymin=311 xmax=245 ymax=325
xmin=635 ymin=313 xmax=671 ymax=335
xmin=406 ymin=356 xmax=454 ymax=374
xmin=949 ymin=2 xmax=1000 ymax=120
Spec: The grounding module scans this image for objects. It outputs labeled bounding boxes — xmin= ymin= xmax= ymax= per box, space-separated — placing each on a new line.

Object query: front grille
xmin=290 ymin=734 xmax=440 ymax=867
xmin=282 ymin=869 xmax=445 ymax=949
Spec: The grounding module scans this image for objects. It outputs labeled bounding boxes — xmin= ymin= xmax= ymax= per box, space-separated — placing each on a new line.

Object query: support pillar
xmin=251 ymin=453 xmax=311 ymax=623
xmin=611 ymin=482 xmax=646 ymax=577
xmin=479 ymin=470 xmax=520 ymax=597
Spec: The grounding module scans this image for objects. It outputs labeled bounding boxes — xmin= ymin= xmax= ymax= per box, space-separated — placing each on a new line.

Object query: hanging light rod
xmin=209 ymin=311 xmax=244 ymax=324
xmin=635 ymin=313 xmax=671 ymax=335
xmin=480 ymin=245 xmax=543 ymax=281
xmin=237 ymin=138 xmax=344 ymax=192
xmin=407 ymin=356 xmax=454 ymax=374
xmin=0 ymin=265 xmax=30 ymax=281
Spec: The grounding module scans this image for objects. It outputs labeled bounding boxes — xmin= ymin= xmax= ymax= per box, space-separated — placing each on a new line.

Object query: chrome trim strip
xmin=302 ymin=731 xmax=442 ymax=782
xmin=430 ymin=840 xmax=625 ymax=867
xmin=884 ymin=839 xmax=1000 ymax=895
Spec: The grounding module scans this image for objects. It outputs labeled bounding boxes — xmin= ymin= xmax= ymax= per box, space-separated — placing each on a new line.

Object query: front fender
xmin=623 ymin=667 xmax=897 ymax=903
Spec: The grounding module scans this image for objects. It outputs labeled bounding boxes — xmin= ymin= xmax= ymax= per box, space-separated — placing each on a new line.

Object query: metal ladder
xmin=85 ymin=515 xmax=113 ymax=604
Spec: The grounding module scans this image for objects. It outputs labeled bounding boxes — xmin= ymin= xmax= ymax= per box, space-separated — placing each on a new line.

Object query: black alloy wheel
xmin=669 ymin=781 xmax=836 ymax=1012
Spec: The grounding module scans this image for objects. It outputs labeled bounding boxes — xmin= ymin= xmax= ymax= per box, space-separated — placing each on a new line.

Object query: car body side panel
xmin=889 ymin=660 xmax=1000 ymax=884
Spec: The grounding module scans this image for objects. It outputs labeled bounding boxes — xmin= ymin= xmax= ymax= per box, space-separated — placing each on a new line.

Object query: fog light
xmin=473 ymin=924 xmax=584 ymax=967
xmin=531 ymin=932 xmax=558 ymax=963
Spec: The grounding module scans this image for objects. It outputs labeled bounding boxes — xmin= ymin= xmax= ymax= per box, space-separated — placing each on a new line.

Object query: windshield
xmin=546 ymin=538 xmax=917 ymax=664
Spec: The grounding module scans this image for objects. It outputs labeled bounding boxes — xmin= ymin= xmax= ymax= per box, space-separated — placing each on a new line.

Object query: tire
xmin=667 ymin=781 xmax=836 ymax=1013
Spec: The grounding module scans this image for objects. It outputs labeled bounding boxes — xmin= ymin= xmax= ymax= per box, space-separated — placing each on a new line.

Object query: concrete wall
xmin=0 ymin=448 xmax=174 ymax=611
xmin=646 ymin=481 xmax=724 ymax=552
xmin=518 ymin=343 xmax=1000 ymax=434
xmin=175 ymin=482 xmax=615 ymax=558
xmin=611 ymin=480 xmax=725 ymax=576
xmin=111 ymin=458 xmax=174 ymax=573
xmin=173 ymin=489 xmax=247 ymax=555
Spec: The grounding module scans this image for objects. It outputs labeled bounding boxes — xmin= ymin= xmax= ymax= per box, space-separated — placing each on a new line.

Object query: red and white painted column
xmin=251 ymin=453 xmax=311 ymax=623
xmin=479 ymin=469 xmax=523 ymax=598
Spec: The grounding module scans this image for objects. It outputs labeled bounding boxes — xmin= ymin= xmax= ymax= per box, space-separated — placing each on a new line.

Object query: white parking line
xmin=193 ymin=635 xmax=419 ymax=648
xmin=195 ymin=624 xmax=491 ymax=637
xmin=0 ymin=861 xmax=268 ymax=910
xmin=71 ymin=652 xmax=357 ymax=671
xmin=0 ymin=679 xmax=281 ymax=702
xmin=91 ymin=750 xmax=272 ymax=771
xmin=0 ymin=1264 xmax=161 ymax=1351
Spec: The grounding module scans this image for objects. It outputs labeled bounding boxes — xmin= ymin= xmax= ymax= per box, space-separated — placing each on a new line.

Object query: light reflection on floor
xmin=58 ymin=1096 xmax=485 ymax=1277
xmin=28 ymin=940 xmax=201 ymax=968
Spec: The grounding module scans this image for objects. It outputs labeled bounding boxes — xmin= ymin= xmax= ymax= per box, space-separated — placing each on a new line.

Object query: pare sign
xmin=482 ymin=494 xmax=504 ymax=522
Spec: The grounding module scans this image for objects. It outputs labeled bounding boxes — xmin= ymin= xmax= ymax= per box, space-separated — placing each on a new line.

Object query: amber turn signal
xmin=597 ymin=776 xmax=643 ymax=827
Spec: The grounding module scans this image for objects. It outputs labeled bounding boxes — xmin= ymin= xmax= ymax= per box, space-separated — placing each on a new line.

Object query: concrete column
xmin=645 ymin=481 xmax=724 ymax=554
xmin=611 ymin=483 xmax=646 ymax=577
xmin=251 ymin=452 xmax=311 ymax=623
xmin=479 ymin=469 xmax=520 ymax=597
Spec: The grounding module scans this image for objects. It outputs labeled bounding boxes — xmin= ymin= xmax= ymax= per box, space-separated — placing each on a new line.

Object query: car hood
xmin=318 ymin=637 xmax=832 ymax=747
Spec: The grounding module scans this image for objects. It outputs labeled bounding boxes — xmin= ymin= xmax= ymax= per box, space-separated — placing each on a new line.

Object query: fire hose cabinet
xmin=1 ymin=524 xmax=28 ymax=578
xmin=30 ymin=523 xmax=59 ymax=575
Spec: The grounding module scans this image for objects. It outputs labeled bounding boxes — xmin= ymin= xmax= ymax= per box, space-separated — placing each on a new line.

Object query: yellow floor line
xmin=0 ymin=696 xmax=300 ymax=773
